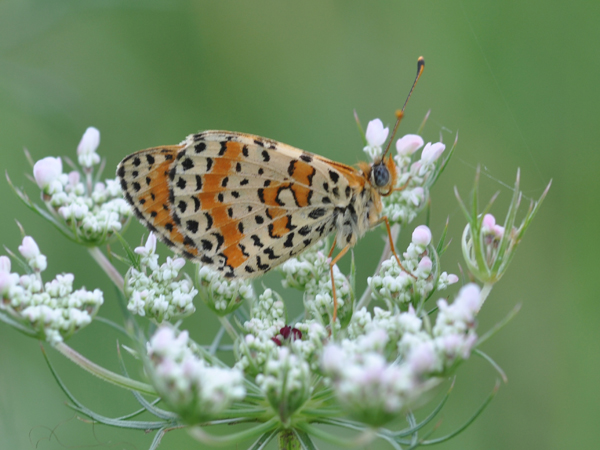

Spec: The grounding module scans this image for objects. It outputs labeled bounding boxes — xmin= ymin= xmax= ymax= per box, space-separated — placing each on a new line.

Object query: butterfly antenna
xmin=382 ymin=56 xmax=425 ymax=159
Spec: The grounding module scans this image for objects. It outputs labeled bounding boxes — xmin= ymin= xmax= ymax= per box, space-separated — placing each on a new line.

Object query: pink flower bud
xmin=0 ymin=271 xmax=12 ymax=294
xmin=417 ymin=256 xmax=432 ymax=273
xmin=396 ymin=134 xmax=424 ymax=156
xmin=447 ymin=274 xmax=459 ymax=284
xmin=68 ymin=171 xmax=81 ymax=186
xmin=18 ymin=236 xmax=41 ymax=259
xmin=365 ymin=119 xmax=389 ymax=147
xmin=0 ymin=256 xmax=10 ymax=273
xmin=482 ymin=214 xmax=505 ymax=238
xmin=33 ymin=157 xmax=62 ymax=189
xmin=412 ymin=225 xmax=432 ymax=246
xmin=77 ymin=127 xmax=100 ymax=156
xmin=420 ymin=142 xmax=445 ymax=164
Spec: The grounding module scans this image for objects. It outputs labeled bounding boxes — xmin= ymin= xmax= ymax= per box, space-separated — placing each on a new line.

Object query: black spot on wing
xmin=308 ymin=208 xmax=327 ymax=219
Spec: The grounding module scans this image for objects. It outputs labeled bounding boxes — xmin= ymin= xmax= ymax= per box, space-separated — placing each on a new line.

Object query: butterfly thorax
xmin=334 ymin=156 xmax=396 ymax=248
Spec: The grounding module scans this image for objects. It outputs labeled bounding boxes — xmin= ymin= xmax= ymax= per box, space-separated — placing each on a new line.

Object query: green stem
xmin=279 ymin=430 xmax=301 ymax=449
xmin=218 ymin=316 xmax=239 ymax=342
xmin=88 ymin=246 xmax=124 ymax=290
xmin=189 ymin=417 xmax=279 ymax=446
xmin=478 ymin=283 xmax=493 ymax=311
xmin=55 ymin=342 xmax=156 ymax=395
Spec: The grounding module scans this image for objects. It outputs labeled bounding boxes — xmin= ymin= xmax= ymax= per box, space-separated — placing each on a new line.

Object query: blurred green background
xmin=1 ymin=0 xmax=597 ymax=449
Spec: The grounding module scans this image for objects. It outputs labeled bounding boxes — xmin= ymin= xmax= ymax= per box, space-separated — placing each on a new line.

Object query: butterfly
xmin=117 ymin=57 xmax=424 ymax=322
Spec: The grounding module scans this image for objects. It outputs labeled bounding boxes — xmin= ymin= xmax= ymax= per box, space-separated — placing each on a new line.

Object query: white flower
xmin=0 ymin=255 xmax=11 ymax=273
xmin=33 ymin=157 xmax=63 ymax=191
xmin=135 ymin=232 xmax=157 ymax=257
xmin=77 ymin=127 xmax=101 ymax=168
xmin=415 ymin=256 xmax=432 ymax=278
xmin=365 ymin=119 xmax=389 ymax=147
xmin=420 ymin=142 xmax=445 ymax=165
xmin=147 ymin=326 xmax=246 ymax=422
xmin=396 ymin=134 xmax=424 ymax=156
xmin=363 ymin=118 xmax=390 ymax=159
xmin=482 ymin=214 xmax=505 ymax=239
xmin=412 ymin=225 xmax=432 ymax=246
xmin=18 ymin=236 xmax=47 ymax=272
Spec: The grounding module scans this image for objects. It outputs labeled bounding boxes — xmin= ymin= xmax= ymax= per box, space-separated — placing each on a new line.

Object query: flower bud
xmin=33 ymin=157 xmax=63 ymax=190
xmin=365 ymin=118 xmax=389 ymax=147
xmin=396 ymin=134 xmax=424 ymax=156
xmin=412 ymin=225 xmax=432 ymax=246
xmin=77 ymin=127 xmax=101 ymax=168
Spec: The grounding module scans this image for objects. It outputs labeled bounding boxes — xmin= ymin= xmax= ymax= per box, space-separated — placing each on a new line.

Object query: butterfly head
xmin=368 ymin=155 xmax=398 ymax=196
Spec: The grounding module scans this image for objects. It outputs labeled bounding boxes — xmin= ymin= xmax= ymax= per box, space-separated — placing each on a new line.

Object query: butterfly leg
xmin=329 ymin=243 xmax=350 ymax=323
xmin=393 ymin=176 xmax=412 ymax=192
xmin=328 ymin=237 xmax=337 ymax=258
xmin=376 ymin=216 xmax=417 ymax=279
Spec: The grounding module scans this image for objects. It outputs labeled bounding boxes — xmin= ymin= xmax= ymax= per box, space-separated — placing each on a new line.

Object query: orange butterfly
xmin=117 ymin=57 xmax=424 ymax=322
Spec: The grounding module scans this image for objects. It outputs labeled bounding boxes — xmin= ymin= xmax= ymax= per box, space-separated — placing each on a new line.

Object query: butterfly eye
xmin=372 ymin=163 xmax=390 ymax=188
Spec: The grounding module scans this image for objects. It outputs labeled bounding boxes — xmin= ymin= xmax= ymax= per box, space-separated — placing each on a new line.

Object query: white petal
xmin=365 ymin=119 xmax=389 ymax=147
xmin=396 ymin=134 xmax=424 ymax=156
xmin=33 ymin=157 xmax=63 ymax=189
xmin=77 ymin=127 xmax=100 ymax=155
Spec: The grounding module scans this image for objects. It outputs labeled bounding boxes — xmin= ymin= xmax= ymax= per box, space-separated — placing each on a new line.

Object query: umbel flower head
xmin=457 ymin=168 xmax=551 ymax=288
xmin=146 ymin=326 xmax=246 ymax=423
xmin=125 ymin=232 xmax=198 ymax=322
xmin=0 ymin=236 xmax=103 ymax=345
xmin=10 ymin=126 xmax=132 ymax=246
xmin=0 ymin=115 xmax=548 ymax=449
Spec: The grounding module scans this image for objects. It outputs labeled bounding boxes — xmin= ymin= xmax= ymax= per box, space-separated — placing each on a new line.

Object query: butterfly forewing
xmin=118 ymin=131 xmax=356 ymax=278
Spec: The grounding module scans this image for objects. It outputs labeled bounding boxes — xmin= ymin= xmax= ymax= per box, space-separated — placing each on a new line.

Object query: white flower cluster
xmin=236 ymin=288 xmax=286 ymax=375
xmin=368 ymin=225 xmax=458 ymax=308
xmin=323 ymin=284 xmax=481 ymax=426
xmin=197 ymin=265 xmax=255 ymax=316
xmin=277 ymin=239 xmax=352 ymax=325
xmin=361 ymin=119 xmax=447 ymax=226
xmin=237 ymin=287 xmax=328 ymax=377
xmin=125 ymin=233 xmax=197 ymax=322
xmin=32 ymin=127 xmax=131 ymax=244
xmin=256 ymin=347 xmax=312 ymax=423
xmin=147 ymin=327 xmax=246 ymax=422
xmin=0 ymin=237 xmax=103 ymax=345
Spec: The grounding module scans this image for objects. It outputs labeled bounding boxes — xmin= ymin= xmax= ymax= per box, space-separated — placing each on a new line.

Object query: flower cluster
xmin=197 ymin=264 xmax=255 ymax=316
xmin=0 ymin=121 xmax=548 ymax=449
xmin=31 ymin=127 xmax=131 ymax=244
xmin=125 ymin=233 xmax=197 ymax=322
xmin=277 ymin=239 xmax=353 ymax=326
xmin=323 ymin=283 xmax=480 ymax=426
xmin=362 ymin=118 xmax=449 ymax=226
xmin=368 ymin=225 xmax=458 ymax=309
xmin=147 ymin=326 xmax=246 ymax=423
xmin=256 ymin=347 xmax=312 ymax=424
xmin=0 ymin=236 xmax=103 ymax=345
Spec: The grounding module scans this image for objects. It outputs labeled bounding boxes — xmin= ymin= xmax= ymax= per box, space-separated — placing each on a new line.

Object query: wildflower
xmin=363 ymin=118 xmax=389 ymax=159
xmin=18 ymin=236 xmax=47 ymax=272
xmin=147 ymin=327 xmax=246 ymax=423
xmin=256 ymin=347 xmax=311 ymax=424
xmin=396 ymin=134 xmax=424 ymax=156
xmin=33 ymin=156 xmax=63 ymax=194
xmin=0 ymin=237 xmax=102 ymax=345
xmin=125 ymin=233 xmax=197 ymax=322
xmin=458 ymin=169 xmax=550 ymax=286
xmin=77 ymin=127 xmax=101 ymax=168
xmin=197 ymin=264 xmax=255 ymax=316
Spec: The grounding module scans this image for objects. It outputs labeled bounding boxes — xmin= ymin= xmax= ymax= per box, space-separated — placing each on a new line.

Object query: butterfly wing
xmin=118 ymin=131 xmax=362 ymax=278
